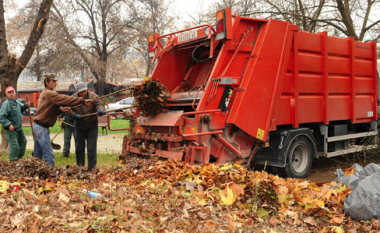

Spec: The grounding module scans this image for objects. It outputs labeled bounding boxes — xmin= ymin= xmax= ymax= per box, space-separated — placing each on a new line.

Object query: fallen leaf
xmin=332 ymin=226 xmax=345 ymax=233
xmin=206 ymin=220 xmax=215 ymax=229
xmin=269 ymin=216 xmax=280 ymax=226
xmin=58 ymin=192 xmax=70 ymax=204
xmin=220 ymin=187 xmax=235 ymax=206
xmin=257 ymin=208 xmax=269 ymax=220
xmin=330 ymin=215 xmax=344 ymax=224
xmin=230 ymin=183 xmax=244 ymax=196
xmin=344 ymin=168 xmax=354 ymax=176
xmin=198 ymin=199 xmax=207 ymax=206
xmin=303 ymin=216 xmax=317 ymax=226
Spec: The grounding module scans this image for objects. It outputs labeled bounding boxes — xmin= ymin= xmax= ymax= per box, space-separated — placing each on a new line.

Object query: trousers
xmin=63 ymin=125 xmax=75 ymax=156
xmin=6 ymin=130 xmax=27 ymax=162
xmin=33 ymin=123 xmax=55 ymax=166
xmin=75 ymin=126 xmax=98 ymax=169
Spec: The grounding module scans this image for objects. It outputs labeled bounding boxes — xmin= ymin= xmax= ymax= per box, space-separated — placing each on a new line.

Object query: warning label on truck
xmin=256 ymin=128 xmax=264 ymax=140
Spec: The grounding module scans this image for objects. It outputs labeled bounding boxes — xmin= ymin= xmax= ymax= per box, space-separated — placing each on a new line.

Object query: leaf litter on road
xmin=0 ymin=156 xmax=378 ymax=232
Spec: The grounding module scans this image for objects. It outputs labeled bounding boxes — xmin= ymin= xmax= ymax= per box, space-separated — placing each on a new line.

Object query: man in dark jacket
xmin=0 ymin=86 xmax=30 ymax=162
xmin=68 ymin=82 xmax=104 ymax=170
xmin=33 ymin=74 xmax=92 ymax=166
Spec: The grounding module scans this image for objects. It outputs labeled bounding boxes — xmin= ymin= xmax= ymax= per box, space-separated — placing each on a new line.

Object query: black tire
xmin=279 ymin=135 xmax=313 ymax=178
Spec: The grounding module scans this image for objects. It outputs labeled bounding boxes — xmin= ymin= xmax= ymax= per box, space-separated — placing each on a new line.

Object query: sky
xmin=12 ymin=0 xmax=213 ymax=27
xmin=170 ymin=0 xmax=212 ymax=26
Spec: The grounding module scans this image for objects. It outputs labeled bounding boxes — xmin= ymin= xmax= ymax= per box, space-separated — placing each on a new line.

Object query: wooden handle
xmin=70 ymin=88 xmax=130 ymax=110
xmin=51 ymin=127 xmax=64 ymax=142
xmin=81 ymin=106 xmax=134 ymax=118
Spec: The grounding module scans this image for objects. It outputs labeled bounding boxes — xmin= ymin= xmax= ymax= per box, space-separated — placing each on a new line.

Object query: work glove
xmin=97 ymin=110 xmax=104 ymax=116
xmin=61 ymin=121 xmax=65 ymax=129
xmin=74 ymin=114 xmax=81 ymax=120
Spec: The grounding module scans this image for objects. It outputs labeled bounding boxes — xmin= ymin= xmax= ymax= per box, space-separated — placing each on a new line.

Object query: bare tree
xmin=328 ymin=0 xmax=380 ymax=41
xmin=224 ymin=0 xmax=326 ymax=33
xmin=195 ymin=0 xmax=380 ymax=42
xmin=0 ymin=0 xmax=54 ymax=150
xmin=7 ymin=0 xmax=52 ymax=81
xmin=51 ymin=0 xmax=139 ymax=95
xmin=131 ymin=0 xmax=177 ymax=77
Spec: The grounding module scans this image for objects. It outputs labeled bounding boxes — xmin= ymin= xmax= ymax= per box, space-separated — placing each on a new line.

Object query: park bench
xmin=98 ymin=116 xmax=108 ymax=135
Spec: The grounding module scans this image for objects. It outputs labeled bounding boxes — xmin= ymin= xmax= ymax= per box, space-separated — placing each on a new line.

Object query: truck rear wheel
xmin=281 ymin=136 xmax=313 ymax=178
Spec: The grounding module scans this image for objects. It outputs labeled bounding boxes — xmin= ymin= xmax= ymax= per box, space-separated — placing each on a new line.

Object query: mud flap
xmin=254 ymin=128 xmax=317 ymax=168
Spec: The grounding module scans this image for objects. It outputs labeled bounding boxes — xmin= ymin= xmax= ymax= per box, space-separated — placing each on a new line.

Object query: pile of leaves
xmin=0 ymin=158 xmax=56 ymax=180
xmin=1 ymin=157 xmax=380 ymax=232
xmin=132 ymin=79 xmax=169 ymax=117
xmin=103 ymin=160 xmax=354 ymax=230
xmin=0 ymin=157 xmax=98 ymax=182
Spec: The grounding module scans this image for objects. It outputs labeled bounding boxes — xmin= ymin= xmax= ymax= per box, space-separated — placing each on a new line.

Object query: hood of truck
xmin=137 ymin=110 xmax=183 ymax=126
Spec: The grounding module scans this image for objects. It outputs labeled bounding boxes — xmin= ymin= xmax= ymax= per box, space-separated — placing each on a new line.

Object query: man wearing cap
xmin=0 ymin=86 xmax=30 ymax=162
xmin=33 ymin=74 xmax=92 ymax=166
xmin=68 ymin=82 xmax=104 ymax=170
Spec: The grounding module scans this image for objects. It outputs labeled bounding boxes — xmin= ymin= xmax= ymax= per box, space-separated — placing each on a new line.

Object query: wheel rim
xmin=290 ymin=142 xmax=309 ymax=174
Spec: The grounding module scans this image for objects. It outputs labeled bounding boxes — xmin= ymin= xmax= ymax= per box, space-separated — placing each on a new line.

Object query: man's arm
xmin=66 ymin=109 xmax=78 ymax=118
xmin=51 ymin=91 xmax=85 ymax=107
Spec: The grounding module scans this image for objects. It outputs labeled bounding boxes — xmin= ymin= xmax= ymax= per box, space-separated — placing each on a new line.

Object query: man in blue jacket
xmin=0 ymin=86 xmax=30 ymax=162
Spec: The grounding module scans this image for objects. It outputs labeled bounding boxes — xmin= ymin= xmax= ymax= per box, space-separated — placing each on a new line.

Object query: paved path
xmin=24 ymin=133 xmax=125 ymax=154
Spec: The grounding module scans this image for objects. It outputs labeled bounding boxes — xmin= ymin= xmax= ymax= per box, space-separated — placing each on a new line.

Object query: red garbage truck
xmin=122 ymin=9 xmax=378 ymax=178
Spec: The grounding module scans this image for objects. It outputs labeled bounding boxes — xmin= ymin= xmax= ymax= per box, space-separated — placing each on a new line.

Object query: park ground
xmin=0 ymin=120 xmax=380 ymax=232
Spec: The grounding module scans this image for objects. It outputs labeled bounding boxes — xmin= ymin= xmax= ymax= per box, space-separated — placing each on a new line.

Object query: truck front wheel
xmin=282 ymin=136 xmax=313 ymax=178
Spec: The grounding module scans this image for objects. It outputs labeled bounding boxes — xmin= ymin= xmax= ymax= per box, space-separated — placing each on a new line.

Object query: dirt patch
xmin=306 ymin=149 xmax=380 ymax=183
xmin=24 ymin=133 xmax=124 ymax=153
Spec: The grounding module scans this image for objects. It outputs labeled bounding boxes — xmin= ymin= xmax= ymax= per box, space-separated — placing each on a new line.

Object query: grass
xmin=20 ymin=118 xmax=130 ymax=135
xmin=0 ymin=149 xmax=121 ymax=169
xmin=0 ymin=118 xmax=130 ymax=169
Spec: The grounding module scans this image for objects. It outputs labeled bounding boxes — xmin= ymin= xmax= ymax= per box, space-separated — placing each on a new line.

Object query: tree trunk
xmin=0 ymin=1 xmax=9 ymax=93
xmin=0 ymin=127 xmax=8 ymax=151
xmin=0 ymin=1 xmax=9 ymax=151
xmin=335 ymin=0 xmax=358 ymax=39
xmin=97 ymin=59 xmax=107 ymax=95
xmin=35 ymin=45 xmax=42 ymax=81
xmin=0 ymin=0 xmax=53 ymax=151
xmin=97 ymin=78 xmax=106 ymax=96
xmin=15 ymin=0 xmax=54 ymax=80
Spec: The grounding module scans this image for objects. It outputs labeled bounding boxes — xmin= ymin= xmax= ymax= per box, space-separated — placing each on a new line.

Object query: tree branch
xmin=17 ymin=0 xmax=54 ymax=79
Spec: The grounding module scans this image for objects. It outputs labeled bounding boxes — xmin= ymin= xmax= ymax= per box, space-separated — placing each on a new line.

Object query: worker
xmin=33 ymin=74 xmax=92 ymax=166
xmin=59 ymin=84 xmax=76 ymax=157
xmin=68 ymin=82 xmax=104 ymax=171
xmin=0 ymin=86 xmax=29 ymax=162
